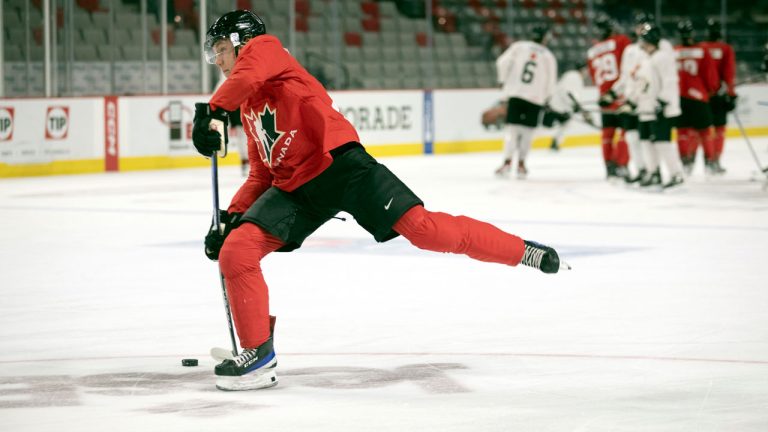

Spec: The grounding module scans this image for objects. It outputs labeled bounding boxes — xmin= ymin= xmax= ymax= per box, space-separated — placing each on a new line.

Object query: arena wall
xmin=1 ymin=84 xmax=767 ymax=177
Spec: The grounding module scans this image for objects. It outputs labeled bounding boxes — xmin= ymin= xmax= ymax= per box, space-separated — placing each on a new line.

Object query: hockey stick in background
xmin=208 ymin=122 xmax=240 ymax=358
xmin=567 ymin=93 xmax=599 ymax=129
xmin=732 ymin=110 xmax=768 ymax=179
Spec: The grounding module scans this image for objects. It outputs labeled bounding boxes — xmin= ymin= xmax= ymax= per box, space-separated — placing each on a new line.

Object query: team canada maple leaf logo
xmin=244 ymin=103 xmax=285 ymax=165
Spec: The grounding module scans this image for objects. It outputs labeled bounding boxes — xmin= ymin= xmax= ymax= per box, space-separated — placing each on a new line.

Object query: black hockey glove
xmin=723 ymin=94 xmax=737 ymax=112
xmin=204 ymin=211 xmax=242 ymax=261
xmin=193 ymin=103 xmax=229 ymax=158
xmin=598 ymin=89 xmax=616 ymax=108
xmin=617 ymin=100 xmax=636 ymax=114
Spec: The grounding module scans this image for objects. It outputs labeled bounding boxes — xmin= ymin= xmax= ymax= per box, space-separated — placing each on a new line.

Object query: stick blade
xmin=210 ymin=346 xmax=235 ymax=362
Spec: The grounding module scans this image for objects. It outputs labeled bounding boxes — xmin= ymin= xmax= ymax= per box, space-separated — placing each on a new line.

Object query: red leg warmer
xmin=218 ymin=223 xmax=285 ymax=348
xmin=677 ymin=127 xmax=692 ymax=159
xmin=614 ymin=130 xmax=629 ymax=166
xmin=393 ymin=205 xmax=525 ymax=266
xmin=698 ymin=127 xmax=716 ymax=162
xmin=713 ymin=126 xmax=726 ymax=159
xmin=601 ymin=127 xmax=617 ymax=162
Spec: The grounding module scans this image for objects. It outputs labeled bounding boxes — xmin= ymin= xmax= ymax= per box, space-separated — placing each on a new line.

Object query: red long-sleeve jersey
xmin=675 ymin=44 xmax=719 ymax=102
xmin=209 ymin=35 xmax=360 ymax=214
xmin=587 ymin=34 xmax=632 ymax=95
xmin=700 ymin=40 xmax=736 ymax=96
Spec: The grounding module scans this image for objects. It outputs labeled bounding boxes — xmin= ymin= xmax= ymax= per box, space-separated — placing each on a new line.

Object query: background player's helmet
xmin=633 ymin=11 xmax=655 ymax=26
xmin=638 ymin=22 xmax=661 ymax=47
xmin=204 ymin=10 xmax=266 ymax=64
xmin=706 ymin=18 xmax=722 ymax=41
xmin=762 ymin=42 xmax=768 ymax=73
xmin=677 ymin=20 xmax=695 ymax=45
xmin=530 ymin=23 xmax=551 ymax=44
xmin=594 ymin=14 xmax=614 ymax=40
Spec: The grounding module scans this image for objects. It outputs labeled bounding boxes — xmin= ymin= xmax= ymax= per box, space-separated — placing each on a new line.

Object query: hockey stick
xmin=732 ymin=110 xmax=768 ymax=179
xmin=211 ymin=152 xmax=240 ymax=358
xmin=211 ymin=346 xmax=235 ymax=361
xmin=566 ymin=93 xmax=599 ymax=129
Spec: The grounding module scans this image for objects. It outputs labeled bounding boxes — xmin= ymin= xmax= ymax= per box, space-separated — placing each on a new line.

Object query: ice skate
xmin=625 ymin=168 xmax=647 ymax=184
xmin=639 ymin=170 xmax=661 ymax=188
xmin=521 ymin=240 xmax=569 ymax=274
xmin=215 ymin=336 xmax=278 ymax=391
xmin=712 ymin=160 xmax=726 ymax=175
xmin=614 ymin=165 xmax=629 ymax=182
xmin=605 ymin=161 xmax=617 ymax=180
xmin=516 ymin=161 xmax=528 ymax=179
xmin=682 ymin=159 xmax=694 ymax=176
xmin=662 ymin=174 xmax=684 ymax=189
xmin=495 ymin=159 xmax=512 ymax=178
xmin=704 ymin=160 xmax=725 ymax=177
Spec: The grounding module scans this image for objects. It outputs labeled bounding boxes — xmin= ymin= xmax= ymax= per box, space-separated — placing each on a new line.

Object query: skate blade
xmin=216 ymin=369 xmax=278 ymax=391
xmin=559 ymin=260 xmax=572 ymax=271
xmin=210 ymin=347 xmax=235 ymax=362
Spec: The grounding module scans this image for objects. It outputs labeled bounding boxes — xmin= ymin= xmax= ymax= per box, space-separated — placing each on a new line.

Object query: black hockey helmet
xmin=706 ymin=18 xmax=722 ymax=41
xmin=594 ymin=14 xmax=614 ymax=39
xmin=638 ymin=22 xmax=661 ymax=47
xmin=677 ymin=19 xmax=695 ymax=44
xmin=633 ymin=11 xmax=655 ymax=26
xmin=204 ymin=10 xmax=266 ymax=64
xmin=531 ymin=23 xmax=551 ymax=44
xmin=762 ymin=43 xmax=768 ymax=73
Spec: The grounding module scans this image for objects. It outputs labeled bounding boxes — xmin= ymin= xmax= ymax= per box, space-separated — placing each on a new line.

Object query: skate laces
xmin=521 ymin=243 xmax=546 ymax=269
xmin=233 ymin=348 xmax=260 ymax=367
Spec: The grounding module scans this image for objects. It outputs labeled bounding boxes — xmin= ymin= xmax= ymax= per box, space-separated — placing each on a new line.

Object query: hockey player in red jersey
xmin=587 ymin=15 xmax=632 ymax=180
xmin=192 ymin=10 xmax=569 ymax=391
xmin=700 ymin=19 xmax=737 ymax=174
xmin=674 ymin=20 xmax=720 ymax=175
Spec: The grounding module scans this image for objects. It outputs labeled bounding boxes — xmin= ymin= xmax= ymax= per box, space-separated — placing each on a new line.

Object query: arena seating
xmin=2 ymin=0 xmax=766 ymax=96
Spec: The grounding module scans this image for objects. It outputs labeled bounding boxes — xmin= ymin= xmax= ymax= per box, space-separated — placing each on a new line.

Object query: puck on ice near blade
xmin=181 ymin=358 xmax=198 ymax=367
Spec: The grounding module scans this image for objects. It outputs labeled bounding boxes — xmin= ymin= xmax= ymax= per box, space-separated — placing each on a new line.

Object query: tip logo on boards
xmin=0 ymin=107 xmax=14 ymax=141
xmin=45 ymin=106 xmax=70 ymax=140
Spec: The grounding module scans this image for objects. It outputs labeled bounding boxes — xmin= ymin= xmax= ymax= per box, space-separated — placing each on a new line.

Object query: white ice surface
xmin=1 ymin=140 xmax=767 ymax=431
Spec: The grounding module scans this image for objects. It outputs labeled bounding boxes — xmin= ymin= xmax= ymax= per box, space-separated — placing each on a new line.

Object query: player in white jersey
xmin=495 ymin=24 xmax=557 ymax=178
xmin=625 ymin=23 xmax=684 ymax=189
xmin=611 ymin=12 xmax=675 ymax=184
xmin=541 ymin=62 xmax=593 ymax=150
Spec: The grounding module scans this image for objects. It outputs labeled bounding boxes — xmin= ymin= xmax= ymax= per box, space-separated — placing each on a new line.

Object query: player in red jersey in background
xmin=192 ymin=10 xmax=569 ymax=392
xmin=587 ymin=15 xmax=632 ymax=180
xmin=699 ymin=19 xmax=737 ymax=174
xmin=674 ymin=20 xmax=720 ymax=175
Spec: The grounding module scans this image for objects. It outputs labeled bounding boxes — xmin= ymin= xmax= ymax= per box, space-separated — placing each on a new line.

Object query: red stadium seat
xmin=295 ymin=16 xmax=309 ymax=32
xmin=152 ymin=28 xmax=176 ymax=46
xmin=416 ymin=32 xmax=428 ymax=47
xmin=76 ymin=0 xmax=101 ymax=13
xmin=344 ymin=32 xmax=362 ymax=47
xmin=361 ymin=2 xmax=379 ymax=17
xmin=295 ymin=0 xmax=310 ymax=16
xmin=362 ymin=17 xmax=380 ymax=32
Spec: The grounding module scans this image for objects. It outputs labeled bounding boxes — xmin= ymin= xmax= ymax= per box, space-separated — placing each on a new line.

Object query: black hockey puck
xmin=181 ymin=358 xmax=198 ymax=367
